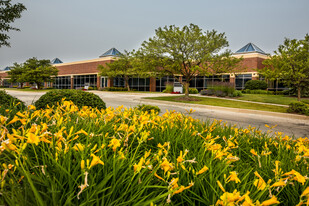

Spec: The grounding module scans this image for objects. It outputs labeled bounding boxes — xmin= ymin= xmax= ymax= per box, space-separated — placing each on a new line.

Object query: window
xmin=53 ymin=76 xmax=71 ymax=89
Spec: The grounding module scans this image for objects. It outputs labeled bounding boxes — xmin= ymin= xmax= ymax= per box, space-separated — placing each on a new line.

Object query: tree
xmin=0 ymin=0 xmax=26 ymax=47
xmin=261 ymin=34 xmax=309 ymax=101
xmin=7 ymin=62 xmax=27 ymax=88
xmin=98 ymin=51 xmax=136 ymax=91
xmin=138 ymin=24 xmax=241 ymax=97
xmin=9 ymin=58 xmax=58 ymax=90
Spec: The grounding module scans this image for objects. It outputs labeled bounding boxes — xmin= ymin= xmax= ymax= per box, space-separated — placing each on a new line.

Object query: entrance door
xmin=101 ymin=76 xmax=108 ymax=88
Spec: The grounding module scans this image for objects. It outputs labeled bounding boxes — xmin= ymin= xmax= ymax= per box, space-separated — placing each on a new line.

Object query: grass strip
xmin=145 ymin=95 xmax=288 ymax=113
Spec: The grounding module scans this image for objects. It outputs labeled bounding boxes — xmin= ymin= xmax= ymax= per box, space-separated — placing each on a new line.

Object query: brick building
xmin=0 ymin=43 xmax=273 ymax=91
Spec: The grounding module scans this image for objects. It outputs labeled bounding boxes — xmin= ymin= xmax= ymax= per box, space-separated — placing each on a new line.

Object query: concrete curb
xmin=139 ymin=98 xmax=309 ymax=121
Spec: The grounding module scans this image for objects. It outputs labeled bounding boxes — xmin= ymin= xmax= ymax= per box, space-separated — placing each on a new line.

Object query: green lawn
xmin=237 ymin=94 xmax=304 ymax=105
xmin=1 ymin=88 xmax=55 ymax=92
xmin=146 ymin=95 xmax=288 ymax=113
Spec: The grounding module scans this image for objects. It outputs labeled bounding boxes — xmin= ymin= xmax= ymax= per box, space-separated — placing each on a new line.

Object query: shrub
xmin=287 ymin=102 xmax=309 ymax=115
xmin=244 ymin=80 xmax=268 ymax=90
xmin=101 ymin=87 xmax=129 ymax=91
xmin=35 ymin=90 xmax=106 ymax=109
xmin=0 ymin=90 xmax=26 ymax=110
xmin=163 ymin=83 xmax=174 ymax=93
xmin=231 ymin=90 xmax=243 ymax=97
xmin=189 ymin=88 xmax=198 ymax=94
xmin=136 ymin=104 xmax=161 ymax=113
xmin=242 ymin=89 xmax=273 ymax=94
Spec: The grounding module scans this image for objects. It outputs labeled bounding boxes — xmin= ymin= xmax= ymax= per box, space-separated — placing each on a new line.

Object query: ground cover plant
xmin=0 ymin=101 xmax=309 ymax=205
xmin=147 ymin=96 xmax=288 ymax=113
xmin=34 ymin=89 xmax=106 ymax=109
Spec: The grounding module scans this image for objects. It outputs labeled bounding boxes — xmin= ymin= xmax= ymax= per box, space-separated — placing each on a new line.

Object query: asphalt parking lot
xmin=3 ymin=89 xmax=309 ymax=138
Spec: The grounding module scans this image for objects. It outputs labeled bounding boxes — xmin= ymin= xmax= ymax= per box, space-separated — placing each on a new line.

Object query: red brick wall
xmin=55 ymin=59 xmax=113 ymax=76
xmin=237 ymin=57 xmax=267 ymax=72
xmin=0 ymin=72 xmax=8 ymax=79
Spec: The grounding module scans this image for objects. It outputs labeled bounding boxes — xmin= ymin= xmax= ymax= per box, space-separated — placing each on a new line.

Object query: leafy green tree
xmin=138 ymin=24 xmax=241 ymax=97
xmin=7 ymin=62 xmax=27 ymax=88
xmin=261 ymin=34 xmax=309 ymax=101
xmin=24 ymin=58 xmax=58 ymax=90
xmin=0 ymin=0 xmax=26 ymax=47
xmin=98 ymin=51 xmax=136 ymax=91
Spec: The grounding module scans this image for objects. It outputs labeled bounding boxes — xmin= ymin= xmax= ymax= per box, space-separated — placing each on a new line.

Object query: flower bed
xmin=0 ymin=101 xmax=308 ymax=205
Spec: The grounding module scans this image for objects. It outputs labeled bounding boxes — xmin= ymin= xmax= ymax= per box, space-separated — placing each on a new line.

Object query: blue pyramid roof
xmin=99 ymin=48 xmax=121 ymax=58
xmin=235 ymin=43 xmax=267 ymax=55
xmin=4 ymin=66 xmax=11 ymax=71
xmin=51 ymin=58 xmax=63 ymax=64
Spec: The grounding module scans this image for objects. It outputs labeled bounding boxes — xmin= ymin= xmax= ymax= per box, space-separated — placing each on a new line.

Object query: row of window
xmin=2 ymin=74 xmax=287 ymax=91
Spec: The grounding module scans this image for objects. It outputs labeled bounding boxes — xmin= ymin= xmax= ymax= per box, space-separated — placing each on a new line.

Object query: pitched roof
xmin=3 ymin=66 xmax=11 ymax=71
xmin=235 ymin=43 xmax=267 ymax=55
xmin=51 ymin=58 xmax=63 ymax=64
xmin=99 ymin=48 xmax=121 ymax=58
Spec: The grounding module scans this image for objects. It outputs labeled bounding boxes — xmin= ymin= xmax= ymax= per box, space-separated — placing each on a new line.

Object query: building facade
xmin=1 ymin=43 xmax=277 ymax=91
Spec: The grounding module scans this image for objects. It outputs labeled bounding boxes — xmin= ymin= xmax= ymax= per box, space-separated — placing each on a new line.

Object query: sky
xmin=1 ymin=0 xmax=308 ymax=69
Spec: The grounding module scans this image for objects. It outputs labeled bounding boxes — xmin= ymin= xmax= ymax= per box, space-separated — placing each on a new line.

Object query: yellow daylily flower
xmin=254 ymin=171 xmax=267 ymax=190
xmin=160 ymin=158 xmax=173 ymax=173
xmin=75 ymin=129 xmax=88 ymax=136
xmin=270 ymin=179 xmax=286 ymax=188
xmin=133 ymin=157 xmax=144 ymax=173
xmin=26 ymin=132 xmax=40 ymax=146
xmin=250 ymin=149 xmax=258 ymax=156
xmin=73 ymin=143 xmax=85 ymax=151
xmin=260 ymin=196 xmax=280 ymax=206
xmin=108 ymin=138 xmax=121 ymax=151
xmin=89 ymin=154 xmax=104 ymax=169
xmin=301 ymin=186 xmax=309 ymax=197
xmin=28 ymin=105 xmax=36 ymax=110
xmin=226 ymin=171 xmax=241 ymax=184
xmin=196 ymin=166 xmax=209 ymax=175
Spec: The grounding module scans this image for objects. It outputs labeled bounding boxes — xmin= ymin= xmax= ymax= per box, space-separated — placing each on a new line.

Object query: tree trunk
xmin=124 ymin=76 xmax=130 ymax=91
xmin=36 ymin=82 xmax=41 ymax=90
xmin=297 ymin=86 xmax=301 ymax=101
xmin=20 ymin=82 xmax=24 ymax=89
xmin=184 ymin=82 xmax=189 ymax=98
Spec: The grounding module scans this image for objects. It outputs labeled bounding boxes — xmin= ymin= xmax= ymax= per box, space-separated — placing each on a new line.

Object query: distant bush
xmin=200 ymin=82 xmax=236 ymax=97
xmin=242 ymin=89 xmax=273 ymax=94
xmin=163 ymin=83 xmax=174 ymax=93
xmin=101 ymin=87 xmax=129 ymax=91
xmin=189 ymin=88 xmax=198 ymax=94
xmin=231 ymin=90 xmax=243 ymax=97
xmin=245 ymin=80 xmax=267 ymax=90
xmin=287 ymin=102 xmax=309 ymax=116
xmin=136 ymin=104 xmax=161 ymax=113
xmin=35 ymin=90 xmax=106 ymax=110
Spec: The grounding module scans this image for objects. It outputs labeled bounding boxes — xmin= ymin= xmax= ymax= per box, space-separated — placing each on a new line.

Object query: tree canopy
xmin=261 ymin=34 xmax=309 ymax=101
xmin=138 ymin=24 xmax=241 ymax=97
xmin=8 ymin=58 xmax=58 ymax=89
xmin=0 ymin=0 xmax=26 ymax=47
xmin=98 ymin=51 xmax=137 ymax=91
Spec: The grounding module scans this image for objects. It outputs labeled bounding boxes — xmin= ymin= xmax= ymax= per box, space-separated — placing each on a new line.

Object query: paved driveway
xmin=3 ymin=90 xmax=309 ymax=138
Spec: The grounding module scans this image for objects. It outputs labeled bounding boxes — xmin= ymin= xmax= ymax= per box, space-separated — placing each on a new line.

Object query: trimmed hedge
xmin=189 ymin=88 xmax=198 ymax=94
xmin=101 ymin=87 xmax=129 ymax=91
xmin=35 ymin=90 xmax=106 ymax=109
xmin=245 ymin=80 xmax=268 ymax=90
xmin=287 ymin=102 xmax=309 ymax=116
xmin=0 ymin=90 xmax=26 ymax=109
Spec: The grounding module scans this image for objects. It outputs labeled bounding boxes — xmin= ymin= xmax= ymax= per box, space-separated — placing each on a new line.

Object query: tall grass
xmin=0 ymin=101 xmax=308 ymax=205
